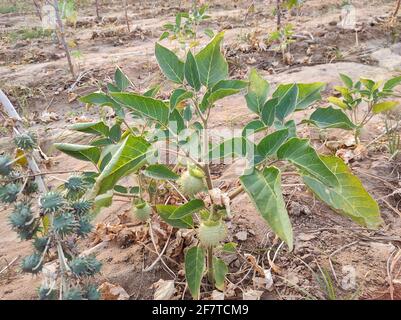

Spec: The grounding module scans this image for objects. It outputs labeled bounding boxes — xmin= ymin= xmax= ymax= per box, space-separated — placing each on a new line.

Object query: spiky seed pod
xmin=33 ymin=237 xmax=49 ymax=253
xmin=40 ymin=192 xmax=65 ymax=214
xmin=64 ymin=176 xmax=87 ymax=200
xmin=23 ymin=180 xmax=38 ymax=195
xmin=70 ymin=199 xmax=92 ymax=216
xmin=14 ymin=132 xmax=37 ymax=151
xmin=77 ymin=218 xmax=93 ymax=237
xmin=69 ymin=256 xmax=101 ymax=277
xmin=21 ymin=253 xmax=42 ymax=274
xmin=83 ymin=285 xmax=101 ymax=300
xmin=0 ymin=183 xmax=20 ymax=203
xmin=18 ymin=223 xmax=40 ymax=241
xmin=198 ymin=220 xmax=227 ymax=248
xmin=132 ymin=200 xmax=151 ymax=222
xmin=37 ymin=286 xmax=57 ymax=300
xmin=52 ymin=212 xmax=78 ymax=237
xmin=64 ymin=287 xmax=83 ymax=300
xmin=0 ymin=155 xmax=12 ymax=176
xmin=177 ymin=169 xmax=206 ymax=197
xmin=9 ymin=202 xmax=33 ymax=229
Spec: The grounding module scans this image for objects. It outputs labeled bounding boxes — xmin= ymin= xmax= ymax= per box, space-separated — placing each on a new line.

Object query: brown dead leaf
xmin=99 ymin=282 xmax=130 ymax=300
xmin=244 ymin=253 xmax=264 ymax=276
xmin=68 ymin=92 xmax=78 ymax=103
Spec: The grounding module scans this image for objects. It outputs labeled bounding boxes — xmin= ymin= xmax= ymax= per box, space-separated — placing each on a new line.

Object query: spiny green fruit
xmin=0 ymin=155 xmax=12 ymax=176
xmin=21 ymin=253 xmax=42 ymax=274
xmin=14 ymin=132 xmax=37 ymax=151
xmin=0 ymin=183 xmax=20 ymax=203
xmin=83 ymin=285 xmax=101 ymax=300
xmin=33 ymin=237 xmax=49 ymax=253
xmin=64 ymin=287 xmax=83 ymax=300
xmin=69 ymin=256 xmax=101 ymax=277
xmin=22 ymin=180 xmax=38 ymax=195
xmin=198 ymin=220 xmax=227 ymax=248
xmin=9 ymin=202 xmax=33 ymax=229
xmin=77 ymin=217 xmax=93 ymax=237
xmin=64 ymin=176 xmax=87 ymax=200
xmin=132 ymin=200 xmax=151 ymax=221
xmin=38 ymin=286 xmax=57 ymax=300
xmin=177 ymin=168 xmax=205 ymax=196
xmin=70 ymin=199 xmax=92 ymax=216
xmin=40 ymin=191 xmax=65 ymax=214
xmin=52 ymin=212 xmax=78 ymax=237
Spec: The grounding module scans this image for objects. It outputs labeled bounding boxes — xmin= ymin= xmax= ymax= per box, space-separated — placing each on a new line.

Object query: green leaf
xmin=221 ymin=242 xmax=237 ymax=253
xmin=80 ymin=92 xmax=115 ymax=106
xmin=143 ymin=164 xmax=179 ymax=180
xmin=339 ymin=73 xmax=353 ymax=89
xmin=195 ymin=32 xmax=228 ymax=88
xmin=115 ymin=67 xmax=131 ymax=91
xmin=209 ymin=137 xmax=255 ymax=161
xmin=109 ymin=123 xmax=122 ymax=142
xmin=91 ymin=135 xmax=150 ymax=196
xmin=245 ymin=69 xmax=269 ymax=113
xmin=383 ymin=76 xmax=401 ymax=91
xmin=213 ymin=257 xmax=228 ymax=291
xmin=303 ymin=155 xmax=382 ymax=229
xmin=185 ymin=247 xmax=205 ymax=300
xmin=93 ymin=190 xmax=113 ymax=215
xmin=295 ymin=82 xmax=326 ymax=110
xmin=306 ymin=107 xmax=356 ymax=130
xmin=204 ymin=28 xmax=214 ymax=38
xmin=261 ymin=98 xmax=278 ymax=126
xmin=257 ymin=129 xmax=289 ymax=158
xmin=242 ymin=120 xmax=266 ymax=137
xmin=240 ymin=167 xmax=293 ymax=250
xmin=275 ymin=84 xmax=299 ymax=121
xmin=328 ymin=96 xmax=348 ymax=110
xmin=170 ymin=199 xmax=205 ymax=219
xmin=159 ymin=31 xmax=169 ymax=41
xmin=156 ymin=204 xmax=193 ymax=229
xmin=277 ymin=138 xmax=338 ymax=187
xmin=110 ymin=92 xmax=169 ymax=125
xmin=155 ymin=43 xmax=184 ymax=83
xmin=185 ymin=51 xmax=201 ymax=91
xmin=54 ymin=143 xmax=100 ymax=164
xmin=372 ymin=101 xmax=399 ymax=114
xmin=143 ymin=85 xmax=161 ymax=98
xmin=69 ymin=121 xmax=110 ymax=136
xmin=170 ymin=89 xmax=193 ymax=110
xmin=202 ymin=80 xmax=247 ymax=110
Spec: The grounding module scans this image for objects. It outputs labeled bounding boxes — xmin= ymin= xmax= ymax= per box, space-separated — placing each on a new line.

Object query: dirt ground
xmin=1 ymin=0 xmax=401 ymax=300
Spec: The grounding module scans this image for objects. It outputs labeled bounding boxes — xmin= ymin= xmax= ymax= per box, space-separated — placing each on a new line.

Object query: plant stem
xmin=207 ymin=246 xmax=214 ymax=283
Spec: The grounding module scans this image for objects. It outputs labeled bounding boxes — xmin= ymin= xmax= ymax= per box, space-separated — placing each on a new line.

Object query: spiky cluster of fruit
xmin=0 ymin=137 xmax=101 ymax=300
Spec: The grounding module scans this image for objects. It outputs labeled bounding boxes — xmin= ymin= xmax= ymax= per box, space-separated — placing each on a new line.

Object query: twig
xmin=0 ymin=256 xmax=19 ymax=275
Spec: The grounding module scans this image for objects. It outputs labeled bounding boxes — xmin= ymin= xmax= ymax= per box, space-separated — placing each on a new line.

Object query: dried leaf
xmin=99 ymin=282 xmax=130 ymax=300
xmin=152 ymin=279 xmax=176 ymax=300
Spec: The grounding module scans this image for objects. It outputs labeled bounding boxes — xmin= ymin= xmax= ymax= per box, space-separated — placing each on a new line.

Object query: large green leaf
xmin=295 ymin=82 xmax=326 ymax=110
xmin=261 ymin=98 xmax=278 ymax=126
xmin=170 ymin=89 xmax=193 ymax=110
xmin=201 ymin=80 xmax=247 ymax=111
xmin=156 ymin=204 xmax=193 ymax=229
xmin=155 ymin=43 xmax=184 ymax=83
xmin=302 ymin=155 xmax=382 ymax=229
xmin=69 ymin=121 xmax=110 ymax=136
xmin=91 ymin=135 xmax=150 ymax=195
xmin=110 ymin=92 xmax=169 ymax=125
xmin=170 ymin=199 xmax=205 ymax=219
xmin=242 ymin=120 xmax=267 ymax=137
xmin=277 ymin=138 xmax=338 ymax=187
xmin=54 ymin=143 xmax=100 ymax=164
xmin=383 ymin=76 xmax=401 ymax=91
xmin=245 ymin=68 xmax=269 ymax=113
xmin=240 ymin=167 xmax=293 ymax=250
xmin=372 ymin=101 xmax=399 ymax=114
xmin=143 ymin=164 xmax=179 ymax=180
xmin=185 ymin=51 xmax=201 ymax=91
xmin=213 ymin=257 xmax=228 ymax=291
xmin=257 ymin=129 xmax=289 ymax=158
xmin=274 ymin=84 xmax=299 ymax=121
xmin=195 ymin=32 xmax=228 ymax=88
xmin=185 ymin=247 xmax=205 ymax=300
xmin=339 ymin=73 xmax=353 ymax=89
xmin=306 ymin=107 xmax=356 ymax=130
xmin=115 ymin=67 xmax=131 ymax=91
xmin=80 ymin=92 xmax=124 ymax=118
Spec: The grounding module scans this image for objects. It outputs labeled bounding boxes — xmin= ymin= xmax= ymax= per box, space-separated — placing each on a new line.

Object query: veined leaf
xmin=155 ymin=43 xmax=184 ymax=83
xmin=143 ymin=164 xmax=179 ymax=180
xmin=115 ymin=67 xmax=131 ymax=91
xmin=274 ymin=84 xmax=299 ymax=121
xmin=185 ymin=247 xmax=205 ymax=300
xmin=54 ymin=143 xmax=100 ymax=164
xmin=295 ymin=82 xmax=326 ymax=110
xmin=306 ymin=107 xmax=356 ymax=130
xmin=277 ymin=138 xmax=338 ymax=187
xmin=80 ymin=92 xmax=115 ymax=106
xmin=185 ymin=51 xmax=201 ymax=91
xmin=111 ymin=92 xmax=169 ymax=125
xmin=156 ymin=204 xmax=193 ymax=229
xmin=303 ymin=155 xmax=382 ymax=229
xmin=242 ymin=120 xmax=267 ymax=137
xmin=240 ymin=167 xmax=293 ymax=250
xmin=257 ymin=129 xmax=289 ymax=158
xmin=209 ymin=137 xmax=256 ymax=161
xmin=170 ymin=199 xmax=205 ymax=219
xmin=261 ymin=98 xmax=278 ymax=126
xmin=245 ymin=69 xmax=270 ymax=113
xmin=372 ymin=101 xmax=399 ymax=114
xmin=195 ymin=32 xmax=228 ymax=88
xmin=170 ymin=89 xmax=193 ymax=110
xmin=339 ymin=73 xmax=353 ymax=89
xmin=328 ymin=96 xmax=348 ymax=110
xmin=383 ymin=76 xmax=401 ymax=91
xmin=202 ymin=80 xmax=247 ymax=109
xmin=91 ymin=135 xmax=150 ymax=196
xmin=213 ymin=257 xmax=228 ymax=291
xmin=143 ymin=85 xmax=161 ymax=98
xmin=69 ymin=121 xmax=110 ymax=136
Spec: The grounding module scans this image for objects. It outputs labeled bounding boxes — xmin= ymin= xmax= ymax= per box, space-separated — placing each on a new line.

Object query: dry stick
xmin=143 ymin=227 xmax=173 ymax=272
xmin=52 ymin=0 xmax=76 ymax=78
xmin=0 ymin=256 xmax=19 ymax=275
xmin=392 ymin=0 xmax=401 ymax=19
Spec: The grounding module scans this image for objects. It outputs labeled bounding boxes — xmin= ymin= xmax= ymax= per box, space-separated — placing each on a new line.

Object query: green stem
xmin=207 ymin=246 xmax=214 ymax=284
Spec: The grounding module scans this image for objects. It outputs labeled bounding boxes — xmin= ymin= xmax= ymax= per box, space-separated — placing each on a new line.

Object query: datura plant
xmin=306 ymin=73 xmax=401 ymax=144
xmin=54 ymin=32 xmax=382 ymax=300
xmin=0 ymin=133 xmax=100 ymax=300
